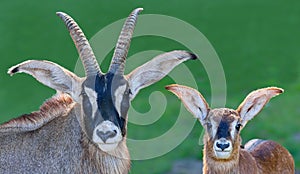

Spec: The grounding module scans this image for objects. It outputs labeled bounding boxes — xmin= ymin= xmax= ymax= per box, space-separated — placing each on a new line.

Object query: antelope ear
xmin=125 ymin=50 xmax=197 ymax=100
xmin=8 ymin=60 xmax=82 ymax=101
xmin=236 ymin=87 xmax=283 ymax=126
xmin=165 ymin=84 xmax=209 ymax=125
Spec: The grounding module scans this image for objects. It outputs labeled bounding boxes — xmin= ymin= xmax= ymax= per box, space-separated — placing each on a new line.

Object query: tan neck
xmin=202 ymin=135 xmax=240 ymax=174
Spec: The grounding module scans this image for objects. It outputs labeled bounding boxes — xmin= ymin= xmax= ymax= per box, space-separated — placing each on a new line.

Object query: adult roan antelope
xmin=0 ymin=8 xmax=197 ymax=173
xmin=166 ymin=85 xmax=295 ymax=174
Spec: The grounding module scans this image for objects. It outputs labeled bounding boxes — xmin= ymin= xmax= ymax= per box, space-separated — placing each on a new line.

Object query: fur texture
xmin=166 ymin=85 xmax=295 ymax=174
xmin=0 ymin=94 xmax=130 ymax=174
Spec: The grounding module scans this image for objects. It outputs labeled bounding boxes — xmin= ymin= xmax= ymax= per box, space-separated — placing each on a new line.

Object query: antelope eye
xmin=206 ymin=122 xmax=212 ymax=129
xmin=235 ymin=123 xmax=242 ymax=131
xmin=125 ymin=89 xmax=130 ymax=95
xmin=80 ymin=91 xmax=87 ymax=97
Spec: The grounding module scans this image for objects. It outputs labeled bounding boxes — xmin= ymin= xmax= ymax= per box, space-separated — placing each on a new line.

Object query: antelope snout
xmin=97 ymin=129 xmax=117 ymax=143
xmin=216 ymin=141 xmax=230 ymax=151
xmin=214 ymin=138 xmax=232 ymax=151
xmin=213 ymin=138 xmax=233 ymax=159
xmin=92 ymin=121 xmax=123 ymax=152
xmin=92 ymin=121 xmax=122 ymax=143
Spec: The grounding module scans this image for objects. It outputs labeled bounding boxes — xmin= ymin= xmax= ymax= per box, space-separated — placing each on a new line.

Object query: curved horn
xmin=56 ymin=12 xmax=102 ymax=76
xmin=108 ymin=8 xmax=143 ymax=75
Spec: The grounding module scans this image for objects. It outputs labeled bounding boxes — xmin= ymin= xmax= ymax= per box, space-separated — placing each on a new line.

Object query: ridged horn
xmin=56 ymin=12 xmax=102 ymax=76
xmin=108 ymin=8 xmax=143 ymax=75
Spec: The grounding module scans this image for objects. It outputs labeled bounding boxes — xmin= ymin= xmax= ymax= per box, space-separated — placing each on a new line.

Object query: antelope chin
xmin=98 ymin=142 xmax=119 ymax=152
xmin=214 ymin=150 xmax=232 ymax=159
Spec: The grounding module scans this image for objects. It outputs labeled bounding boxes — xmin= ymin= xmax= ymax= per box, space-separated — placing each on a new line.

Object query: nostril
xmin=111 ymin=130 xmax=117 ymax=137
xmin=216 ymin=142 xmax=230 ymax=151
xmin=113 ymin=129 xmax=117 ymax=134
xmin=97 ymin=130 xmax=117 ymax=143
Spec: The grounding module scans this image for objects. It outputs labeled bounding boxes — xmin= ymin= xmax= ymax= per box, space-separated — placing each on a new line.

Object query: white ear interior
xmin=237 ymin=87 xmax=283 ymax=126
xmin=166 ymin=84 xmax=209 ymax=125
xmin=126 ymin=50 xmax=197 ymax=100
xmin=8 ymin=60 xmax=82 ymax=101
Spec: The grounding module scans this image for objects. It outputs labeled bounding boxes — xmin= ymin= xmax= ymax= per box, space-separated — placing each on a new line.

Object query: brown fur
xmin=166 ymin=85 xmax=295 ymax=174
xmin=203 ymin=133 xmax=241 ymax=174
xmin=245 ymin=140 xmax=294 ymax=174
xmin=202 ymin=110 xmax=295 ymax=174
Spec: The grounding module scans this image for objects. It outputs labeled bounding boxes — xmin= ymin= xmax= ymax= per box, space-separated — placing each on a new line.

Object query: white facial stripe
xmin=114 ymin=84 xmax=127 ymax=116
xmin=211 ymin=121 xmax=218 ymax=138
xmin=230 ymin=120 xmax=238 ymax=139
xmin=84 ymin=87 xmax=98 ymax=119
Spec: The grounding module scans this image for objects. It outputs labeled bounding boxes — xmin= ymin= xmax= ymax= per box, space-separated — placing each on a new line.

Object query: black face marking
xmin=216 ymin=119 xmax=230 ymax=139
xmin=81 ymin=72 xmax=130 ymax=138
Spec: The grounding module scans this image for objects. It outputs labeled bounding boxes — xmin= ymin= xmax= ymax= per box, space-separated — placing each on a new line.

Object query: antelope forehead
xmin=212 ymin=117 xmax=239 ymax=139
xmin=216 ymin=120 xmax=230 ymax=138
xmin=83 ymin=84 xmax=128 ymax=118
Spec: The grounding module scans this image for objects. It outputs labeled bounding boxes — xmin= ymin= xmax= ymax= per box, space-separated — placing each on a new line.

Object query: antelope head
xmin=8 ymin=9 xmax=197 ymax=152
xmin=166 ymin=85 xmax=283 ymax=160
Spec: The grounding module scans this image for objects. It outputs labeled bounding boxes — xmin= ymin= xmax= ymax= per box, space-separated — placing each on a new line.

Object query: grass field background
xmin=0 ymin=0 xmax=299 ymax=173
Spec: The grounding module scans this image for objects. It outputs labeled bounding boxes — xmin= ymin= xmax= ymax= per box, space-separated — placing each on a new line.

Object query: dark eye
xmin=124 ymin=89 xmax=130 ymax=95
xmin=206 ymin=122 xmax=212 ymax=129
xmin=80 ymin=91 xmax=87 ymax=97
xmin=235 ymin=123 xmax=242 ymax=131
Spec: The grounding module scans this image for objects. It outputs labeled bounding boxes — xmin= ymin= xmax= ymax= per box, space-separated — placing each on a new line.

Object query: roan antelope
xmin=0 ymin=8 xmax=197 ymax=173
xmin=166 ymin=85 xmax=295 ymax=174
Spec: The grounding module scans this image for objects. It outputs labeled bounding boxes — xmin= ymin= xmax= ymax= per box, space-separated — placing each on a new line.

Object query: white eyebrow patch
xmin=84 ymin=87 xmax=98 ymax=119
xmin=211 ymin=121 xmax=218 ymax=139
xmin=114 ymin=84 xmax=127 ymax=116
xmin=230 ymin=120 xmax=238 ymax=139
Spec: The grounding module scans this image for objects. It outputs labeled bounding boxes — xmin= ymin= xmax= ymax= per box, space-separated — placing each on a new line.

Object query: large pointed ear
xmin=236 ymin=87 xmax=283 ymax=126
xmin=165 ymin=84 xmax=209 ymax=125
xmin=125 ymin=50 xmax=197 ymax=100
xmin=8 ymin=60 xmax=82 ymax=101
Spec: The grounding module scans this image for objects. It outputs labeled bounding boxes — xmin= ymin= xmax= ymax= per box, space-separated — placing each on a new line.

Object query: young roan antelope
xmin=0 ymin=9 xmax=197 ymax=173
xmin=166 ymin=85 xmax=295 ymax=174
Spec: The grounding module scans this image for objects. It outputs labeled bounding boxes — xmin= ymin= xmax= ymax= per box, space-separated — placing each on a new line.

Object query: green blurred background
xmin=0 ymin=0 xmax=299 ymax=173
